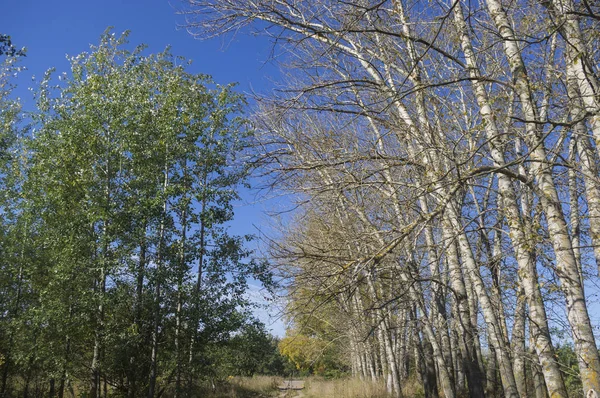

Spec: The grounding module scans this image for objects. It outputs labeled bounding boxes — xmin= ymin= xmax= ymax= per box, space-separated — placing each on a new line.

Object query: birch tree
xmin=183 ymin=0 xmax=600 ymax=396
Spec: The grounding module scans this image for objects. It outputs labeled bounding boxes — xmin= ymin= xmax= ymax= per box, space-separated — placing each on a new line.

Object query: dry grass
xmin=230 ymin=375 xmax=283 ymax=395
xmin=302 ymin=377 xmax=390 ymax=398
xmin=200 ymin=376 xmax=282 ymax=397
xmin=301 ymin=376 xmax=425 ymax=398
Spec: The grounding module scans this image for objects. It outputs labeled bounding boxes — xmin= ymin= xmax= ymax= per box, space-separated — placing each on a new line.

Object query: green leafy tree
xmin=0 ymin=34 xmax=27 ymax=397
xmin=211 ymin=322 xmax=288 ymax=378
xmin=0 ymin=29 xmax=272 ymax=398
xmin=555 ymin=344 xmax=583 ymax=397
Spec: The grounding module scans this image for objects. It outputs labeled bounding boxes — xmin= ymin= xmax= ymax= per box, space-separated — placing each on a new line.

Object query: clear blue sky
xmin=2 ymin=0 xmax=287 ymax=336
xmin=2 ymin=0 xmax=279 ymax=95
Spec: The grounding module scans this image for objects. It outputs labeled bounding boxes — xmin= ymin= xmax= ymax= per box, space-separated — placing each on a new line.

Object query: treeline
xmin=183 ymin=1 xmax=600 ymax=398
xmin=0 ymin=32 xmax=275 ymax=397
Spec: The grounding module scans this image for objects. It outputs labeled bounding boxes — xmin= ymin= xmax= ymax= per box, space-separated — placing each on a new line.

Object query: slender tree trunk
xmin=453 ymin=3 xmax=569 ymax=395
xmin=563 ymin=39 xmax=600 ymax=289
xmin=413 ymin=310 xmax=437 ymax=398
xmin=452 ymin=215 xmax=518 ymax=398
xmin=461 ymin=268 xmax=487 ymax=386
xmin=418 ymin=325 xmax=440 ymax=398
xmin=58 ymin=337 xmax=70 ymax=398
xmin=91 ymin=264 xmax=106 ymax=398
xmin=544 ymin=0 xmax=600 ymax=165
xmin=175 ymin=164 xmax=188 ymax=398
xmin=568 ymin=139 xmax=584 ymax=288
xmin=147 ymin=162 xmax=169 ymax=398
xmin=418 ymin=199 xmax=454 ymax=382
xmin=404 ymin=279 xmax=455 ymax=398
xmin=530 ymin=336 xmax=549 ymax=398
xmin=485 ymin=345 xmax=498 ymax=398
xmin=450 ymin=323 xmax=466 ymax=396
xmin=382 ymin=317 xmax=402 ymax=397
xmin=127 ymin=235 xmax=146 ymax=398
xmin=353 ymin=294 xmax=378 ymax=381
xmin=400 ymin=251 xmax=456 ymax=398
xmin=573 ymin=119 xmax=600 ymax=276
xmin=188 ymin=169 xmax=208 ymax=389
xmin=442 ymin=222 xmax=487 ymax=398
xmin=484 ymin=0 xmax=600 ymax=393
xmin=366 ymin=273 xmax=401 ymax=397
xmin=91 ymin=141 xmax=114 ymax=398
xmin=512 ymin=288 xmax=527 ymax=398
xmin=58 ymin=301 xmax=73 ymax=398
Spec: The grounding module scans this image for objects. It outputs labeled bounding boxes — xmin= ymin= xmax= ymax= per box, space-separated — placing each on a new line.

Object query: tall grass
xmin=199 ymin=375 xmax=282 ymax=397
xmin=230 ymin=375 xmax=282 ymax=395
xmin=302 ymin=376 xmax=425 ymax=398
xmin=198 ymin=375 xmax=425 ymax=398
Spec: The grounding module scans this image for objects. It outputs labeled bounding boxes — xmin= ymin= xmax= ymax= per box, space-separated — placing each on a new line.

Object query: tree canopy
xmin=0 ymin=30 xmax=273 ymax=398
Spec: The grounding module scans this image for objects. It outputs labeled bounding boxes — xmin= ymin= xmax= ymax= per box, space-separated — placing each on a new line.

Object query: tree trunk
xmin=453 ymin=3 xmax=569 ymax=395
xmin=530 ymin=340 xmax=549 ymax=398
xmin=544 ymin=0 xmax=600 ymax=169
xmin=90 ymin=265 xmax=106 ymax=398
xmin=442 ymin=222 xmax=487 ymax=398
xmin=188 ymin=169 xmax=208 ymax=389
xmin=568 ymin=139 xmax=584 ymax=288
xmin=175 ymin=162 xmax=188 ymax=398
xmin=128 ymin=236 xmax=146 ymax=398
xmin=484 ymin=0 xmax=600 ymax=393
xmin=512 ymin=288 xmax=527 ymax=398
xmin=147 ymin=163 xmax=169 ymax=398
xmin=485 ymin=345 xmax=498 ymax=398
xmin=420 ymin=334 xmax=440 ymax=398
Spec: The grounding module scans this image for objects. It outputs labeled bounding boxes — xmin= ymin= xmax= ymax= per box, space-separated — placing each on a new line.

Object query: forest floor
xmin=288 ymin=377 xmax=418 ymax=398
xmin=201 ymin=376 xmax=282 ymax=397
xmin=214 ymin=376 xmax=417 ymax=398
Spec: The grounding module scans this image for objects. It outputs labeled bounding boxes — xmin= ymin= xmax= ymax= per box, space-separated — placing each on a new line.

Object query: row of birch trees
xmin=184 ymin=0 xmax=600 ymax=397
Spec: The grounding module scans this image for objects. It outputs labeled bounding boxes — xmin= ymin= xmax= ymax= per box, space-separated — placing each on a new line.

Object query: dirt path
xmin=278 ymin=391 xmax=304 ymax=398
xmin=278 ymin=380 xmax=305 ymax=398
xmin=278 ymin=390 xmax=304 ymax=398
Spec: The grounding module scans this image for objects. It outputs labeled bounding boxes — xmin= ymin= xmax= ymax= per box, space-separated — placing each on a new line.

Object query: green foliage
xmin=0 ymin=29 xmax=272 ymax=397
xmin=209 ymin=322 xmax=290 ymax=379
xmin=555 ymin=344 xmax=583 ymax=397
xmin=278 ymin=329 xmax=348 ymax=377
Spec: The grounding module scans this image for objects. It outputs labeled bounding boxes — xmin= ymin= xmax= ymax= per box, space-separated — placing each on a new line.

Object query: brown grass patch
xmin=302 ymin=377 xmax=390 ymax=398
xmin=301 ymin=376 xmax=425 ymax=398
xmin=199 ymin=376 xmax=282 ymax=397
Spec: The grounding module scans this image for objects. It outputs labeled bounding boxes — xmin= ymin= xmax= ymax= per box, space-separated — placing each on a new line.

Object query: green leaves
xmin=0 ymin=29 xmax=270 ymax=396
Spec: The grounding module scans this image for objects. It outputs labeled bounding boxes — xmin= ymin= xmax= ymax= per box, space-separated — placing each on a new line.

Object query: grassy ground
xmin=200 ymin=376 xmax=282 ymax=398
xmin=300 ymin=377 xmax=389 ymax=398
xmin=299 ymin=376 xmax=424 ymax=398
xmin=201 ymin=375 xmax=424 ymax=398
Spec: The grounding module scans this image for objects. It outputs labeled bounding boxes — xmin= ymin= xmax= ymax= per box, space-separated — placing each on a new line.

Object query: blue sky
xmin=2 ymin=0 xmax=287 ymax=336
xmin=3 ymin=0 xmax=279 ymax=94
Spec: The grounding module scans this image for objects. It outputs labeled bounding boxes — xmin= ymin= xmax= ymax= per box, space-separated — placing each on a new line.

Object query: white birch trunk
xmin=484 ymin=0 xmax=600 ymax=393
xmin=453 ymin=3 xmax=568 ymax=395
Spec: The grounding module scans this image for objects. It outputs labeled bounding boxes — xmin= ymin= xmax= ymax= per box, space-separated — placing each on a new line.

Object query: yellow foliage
xmin=278 ymin=332 xmax=327 ymax=372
